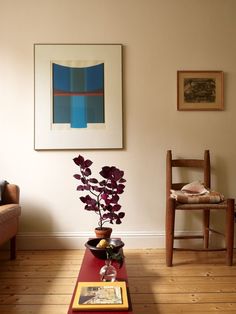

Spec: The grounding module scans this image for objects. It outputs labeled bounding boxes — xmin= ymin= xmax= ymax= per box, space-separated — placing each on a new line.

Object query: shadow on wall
xmin=212 ymin=154 xmax=236 ymax=248
xmin=17 ymin=202 xmax=68 ymax=250
xmin=19 ymin=202 xmax=53 ymax=233
xmin=16 ymin=202 xmax=89 ymax=250
xmin=213 ymin=155 xmax=229 ymax=196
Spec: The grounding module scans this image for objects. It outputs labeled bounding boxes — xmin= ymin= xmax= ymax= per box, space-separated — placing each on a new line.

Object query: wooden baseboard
xmin=14 ymin=230 xmax=236 ymax=250
xmin=16 ymin=231 xmax=164 ymax=249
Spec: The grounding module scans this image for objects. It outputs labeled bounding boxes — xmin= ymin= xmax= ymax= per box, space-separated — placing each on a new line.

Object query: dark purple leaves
xmin=113 ymin=204 xmax=121 ymax=211
xmin=73 ymin=155 xmax=126 ymax=228
xmin=77 ymin=185 xmax=85 ymax=191
xmin=73 ymin=155 xmax=93 ymax=169
xmin=84 ymin=168 xmax=91 ymax=176
xmin=99 ymin=166 xmax=111 ymax=179
xmin=99 ymin=180 xmax=107 ymax=186
xmin=107 ymin=182 xmax=117 ymax=189
xmin=99 ymin=166 xmax=124 ymax=182
xmin=84 ymin=159 xmax=93 ymax=167
xmin=101 ymin=193 xmax=108 ymax=201
xmin=81 ymin=177 xmax=87 ymax=184
xmin=119 ymin=178 xmax=126 ymax=183
xmin=110 ymin=194 xmax=119 ymax=204
xmin=92 ymin=186 xmax=103 ymax=192
xmin=117 ymin=184 xmax=125 ymax=190
xmin=118 ymin=212 xmax=125 ymax=218
xmin=89 ymin=178 xmax=98 ymax=184
xmin=113 ymin=169 xmax=124 ymax=181
xmin=80 ymin=195 xmax=97 ymax=208
xmin=73 ymin=155 xmax=84 ymax=166
xmin=80 ymin=195 xmax=91 ymax=204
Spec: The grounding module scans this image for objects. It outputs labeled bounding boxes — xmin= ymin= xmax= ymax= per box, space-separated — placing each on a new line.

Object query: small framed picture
xmin=72 ymin=281 xmax=129 ymax=311
xmin=177 ymin=71 xmax=224 ymax=111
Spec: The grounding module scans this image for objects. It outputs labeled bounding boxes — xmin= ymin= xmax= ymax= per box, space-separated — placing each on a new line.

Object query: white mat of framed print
xmin=34 ymin=44 xmax=123 ymax=150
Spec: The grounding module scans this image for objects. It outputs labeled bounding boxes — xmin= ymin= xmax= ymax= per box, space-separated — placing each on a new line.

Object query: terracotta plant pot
xmin=94 ymin=227 xmax=112 ymax=238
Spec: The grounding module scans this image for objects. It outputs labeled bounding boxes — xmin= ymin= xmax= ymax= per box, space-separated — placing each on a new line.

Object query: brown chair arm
xmin=2 ymin=184 xmax=20 ymax=204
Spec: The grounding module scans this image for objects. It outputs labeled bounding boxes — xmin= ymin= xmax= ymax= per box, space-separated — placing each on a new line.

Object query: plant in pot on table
xmin=73 ymin=155 xmax=126 ymax=280
xmin=73 ymin=155 xmax=126 ymax=238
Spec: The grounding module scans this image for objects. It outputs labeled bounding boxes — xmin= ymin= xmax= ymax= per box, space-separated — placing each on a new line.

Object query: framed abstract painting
xmin=177 ymin=70 xmax=224 ymax=111
xmin=34 ymin=44 xmax=123 ymax=150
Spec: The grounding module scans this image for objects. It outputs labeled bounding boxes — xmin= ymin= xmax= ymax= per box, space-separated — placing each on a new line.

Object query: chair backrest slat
xmin=171 ymin=183 xmax=189 ymax=190
xmin=172 ymin=159 xmax=205 ymax=168
xmin=166 ymin=150 xmax=211 ymax=201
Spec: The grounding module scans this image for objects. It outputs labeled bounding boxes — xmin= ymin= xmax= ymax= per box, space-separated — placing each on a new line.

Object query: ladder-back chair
xmin=166 ymin=150 xmax=234 ymax=266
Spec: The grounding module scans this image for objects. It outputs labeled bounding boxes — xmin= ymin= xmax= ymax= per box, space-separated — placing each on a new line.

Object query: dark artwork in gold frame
xmin=177 ymin=71 xmax=224 ymax=111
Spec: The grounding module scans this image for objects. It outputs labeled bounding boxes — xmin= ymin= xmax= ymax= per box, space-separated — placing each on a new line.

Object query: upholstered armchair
xmin=0 ymin=183 xmax=21 ymax=259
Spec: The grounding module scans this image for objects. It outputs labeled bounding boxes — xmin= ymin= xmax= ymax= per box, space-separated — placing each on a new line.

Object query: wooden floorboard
xmin=0 ymin=249 xmax=236 ymax=314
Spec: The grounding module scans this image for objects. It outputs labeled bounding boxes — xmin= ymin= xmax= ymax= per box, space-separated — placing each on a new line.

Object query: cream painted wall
xmin=1 ymin=0 xmax=236 ymax=248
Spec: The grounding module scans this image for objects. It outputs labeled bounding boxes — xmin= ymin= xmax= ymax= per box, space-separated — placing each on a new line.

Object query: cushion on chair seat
xmin=181 ymin=181 xmax=209 ymax=195
xmin=0 ymin=205 xmax=21 ymax=225
xmin=170 ymin=190 xmax=224 ymax=204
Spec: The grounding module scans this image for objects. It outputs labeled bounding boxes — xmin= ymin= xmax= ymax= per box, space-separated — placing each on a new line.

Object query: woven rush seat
xmin=175 ymin=200 xmax=229 ymax=209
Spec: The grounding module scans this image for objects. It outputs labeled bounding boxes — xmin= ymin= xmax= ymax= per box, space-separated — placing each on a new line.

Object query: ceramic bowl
xmin=85 ymin=238 xmax=124 ymax=259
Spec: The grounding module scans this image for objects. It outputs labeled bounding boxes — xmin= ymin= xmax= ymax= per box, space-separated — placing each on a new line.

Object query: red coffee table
xmin=67 ymin=246 xmax=133 ymax=313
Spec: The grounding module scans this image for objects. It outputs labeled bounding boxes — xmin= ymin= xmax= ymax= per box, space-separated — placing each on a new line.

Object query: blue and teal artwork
xmin=53 ymin=62 xmax=104 ymax=128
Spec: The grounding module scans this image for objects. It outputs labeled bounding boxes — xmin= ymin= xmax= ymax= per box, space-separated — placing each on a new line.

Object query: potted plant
xmin=73 ymin=155 xmax=126 ymax=237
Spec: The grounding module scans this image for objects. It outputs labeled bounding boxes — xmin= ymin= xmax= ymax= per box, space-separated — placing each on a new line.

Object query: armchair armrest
xmin=2 ymin=184 xmax=20 ymax=204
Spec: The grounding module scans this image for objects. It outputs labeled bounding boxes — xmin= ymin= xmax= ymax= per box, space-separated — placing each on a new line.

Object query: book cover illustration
xmin=72 ymin=281 xmax=129 ymax=311
xmin=79 ymin=285 xmax=122 ymax=305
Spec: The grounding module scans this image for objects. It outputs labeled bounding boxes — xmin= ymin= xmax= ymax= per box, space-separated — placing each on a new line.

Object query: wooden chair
xmin=166 ymin=150 xmax=234 ymax=266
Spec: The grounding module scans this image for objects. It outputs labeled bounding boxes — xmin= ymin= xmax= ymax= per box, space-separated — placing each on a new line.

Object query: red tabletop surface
xmin=67 ymin=248 xmax=133 ymax=314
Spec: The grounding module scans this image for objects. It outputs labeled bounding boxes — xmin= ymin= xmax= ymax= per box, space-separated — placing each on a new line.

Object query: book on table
xmin=72 ymin=281 xmax=129 ymax=311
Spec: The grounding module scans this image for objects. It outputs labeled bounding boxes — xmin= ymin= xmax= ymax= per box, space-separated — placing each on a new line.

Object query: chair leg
xmin=203 ymin=210 xmax=210 ymax=249
xmin=10 ymin=236 xmax=16 ymax=260
xmin=226 ymin=199 xmax=234 ymax=266
xmin=166 ymin=198 xmax=175 ymax=267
